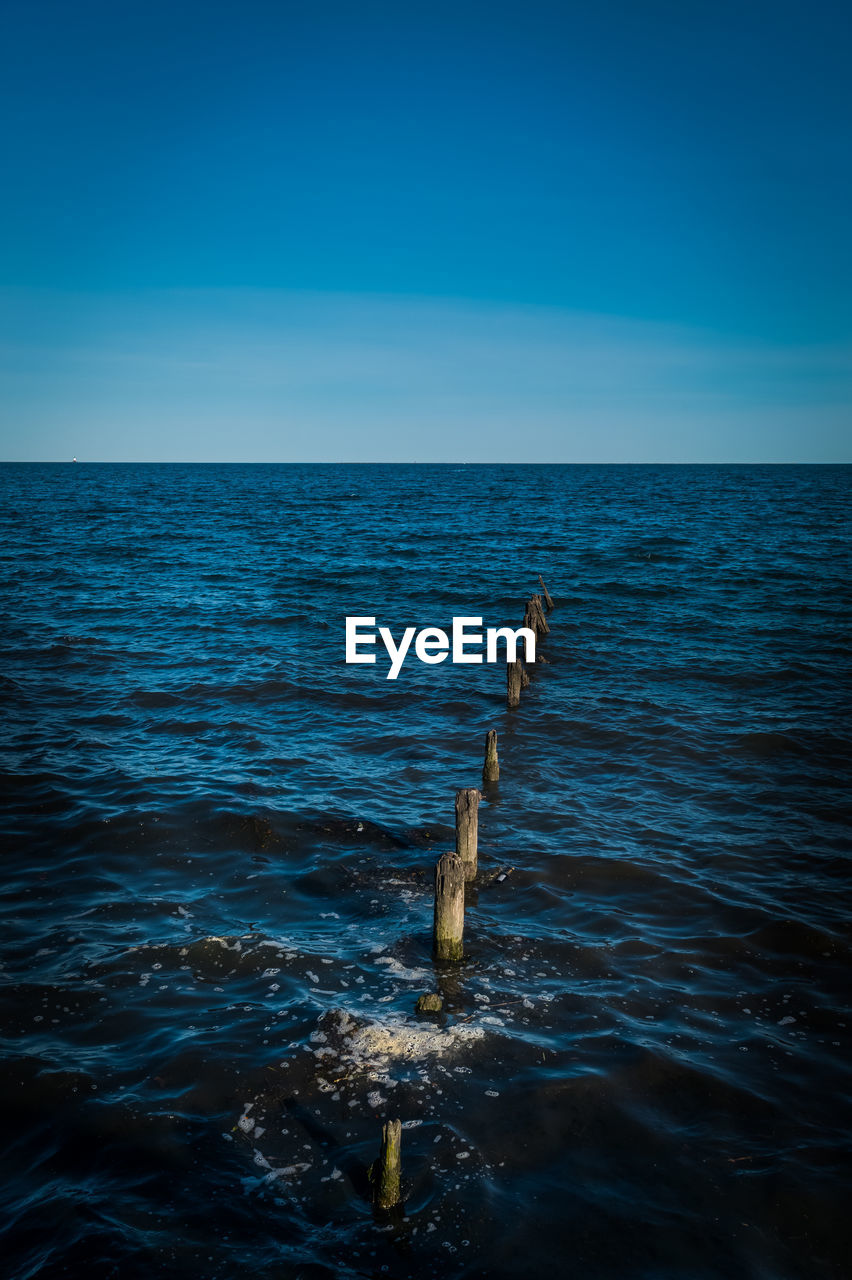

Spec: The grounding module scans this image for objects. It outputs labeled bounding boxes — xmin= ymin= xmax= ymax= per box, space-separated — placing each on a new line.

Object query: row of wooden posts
xmin=370 ymin=578 xmax=556 ymax=1211
xmin=507 ymin=576 xmax=553 ymax=708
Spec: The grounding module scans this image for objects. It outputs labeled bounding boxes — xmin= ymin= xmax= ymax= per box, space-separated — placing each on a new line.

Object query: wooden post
xmin=530 ymin=594 xmax=550 ymax=635
xmin=521 ymin=663 xmax=530 ymax=689
xmin=483 ymin=729 xmax=499 ymax=783
xmin=538 ymin=575 xmax=555 ymax=611
xmin=522 ymin=603 xmax=535 ymax=638
xmin=433 ymin=852 xmax=464 ymax=960
xmin=371 ymin=1118 xmax=402 ymax=1211
xmin=455 ymin=787 xmax=480 ymax=881
xmin=523 ymin=599 xmax=547 ymax=641
xmin=507 ymin=658 xmax=523 ymax=707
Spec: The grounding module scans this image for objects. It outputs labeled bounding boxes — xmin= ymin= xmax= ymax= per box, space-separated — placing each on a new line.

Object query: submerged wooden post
xmin=372 ymin=1118 xmax=402 ymax=1211
xmin=455 ymin=787 xmax=480 ymax=881
xmin=523 ymin=599 xmax=547 ymax=643
xmin=415 ymin=992 xmax=443 ymax=1014
xmin=538 ymin=575 xmax=555 ymax=611
xmin=529 ymin=594 xmax=550 ymax=635
xmin=433 ymin=852 xmax=464 ymax=960
xmin=521 ymin=663 xmax=530 ymax=689
xmin=507 ymin=657 xmax=523 ymax=707
xmin=483 ymin=729 xmax=499 ymax=783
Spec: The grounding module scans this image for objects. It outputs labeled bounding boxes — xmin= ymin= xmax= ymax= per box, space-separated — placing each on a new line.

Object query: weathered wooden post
xmin=507 ymin=657 xmax=523 ymax=707
xmin=455 ymin=787 xmax=480 ymax=881
xmin=522 ymin=600 xmax=546 ymax=644
xmin=521 ymin=663 xmax=530 ymax=689
xmin=483 ymin=729 xmax=499 ymax=783
xmin=529 ymin=594 xmax=550 ymax=635
xmin=538 ymin=575 xmax=555 ymax=611
xmin=371 ymin=1118 xmax=402 ymax=1211
xmin=433 ymin=852 xmax=464 ymax=960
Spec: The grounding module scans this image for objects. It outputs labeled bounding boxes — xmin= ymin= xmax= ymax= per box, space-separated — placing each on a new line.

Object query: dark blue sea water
xmin=1 ymin=463 xmax=850 ymax=1280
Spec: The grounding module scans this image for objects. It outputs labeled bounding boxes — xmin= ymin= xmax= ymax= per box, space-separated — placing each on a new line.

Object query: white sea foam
xmin=336 ymin=1009 xmax=485 ymax=1067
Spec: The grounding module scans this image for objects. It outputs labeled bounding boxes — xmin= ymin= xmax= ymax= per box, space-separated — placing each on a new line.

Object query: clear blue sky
xmin=1 ymin=0 xmax=849 ymax=461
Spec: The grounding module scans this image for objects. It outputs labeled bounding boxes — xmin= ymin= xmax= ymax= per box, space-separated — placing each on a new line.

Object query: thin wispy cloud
xmin=1 ymin=289 xmax=849 ymax=462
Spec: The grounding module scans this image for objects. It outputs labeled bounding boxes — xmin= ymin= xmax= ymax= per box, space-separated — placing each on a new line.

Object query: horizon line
xmin=1 ymin=459 xmax=850 ymax=468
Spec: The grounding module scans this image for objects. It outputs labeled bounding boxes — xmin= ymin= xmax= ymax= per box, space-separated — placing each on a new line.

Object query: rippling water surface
xmin=1 ymin=462 xmax=850 ymax=1279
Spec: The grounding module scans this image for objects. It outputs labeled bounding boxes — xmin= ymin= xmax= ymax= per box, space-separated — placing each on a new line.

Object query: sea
xmin=1 ymin=462 xmax=850 ymax=1280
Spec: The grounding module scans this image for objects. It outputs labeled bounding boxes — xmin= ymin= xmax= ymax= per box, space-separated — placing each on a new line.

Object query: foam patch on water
xmin=343 ymin=1015 xmax=484 ymax=1066
xmin=372 ymin=955 xmax=431 ymax=983
xmin=306 ymin=1007 xmax=486 ymax=1075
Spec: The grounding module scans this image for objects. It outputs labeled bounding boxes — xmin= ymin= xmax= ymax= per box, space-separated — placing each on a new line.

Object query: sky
xmin=0 ymin=0 xmax=849 ymax=461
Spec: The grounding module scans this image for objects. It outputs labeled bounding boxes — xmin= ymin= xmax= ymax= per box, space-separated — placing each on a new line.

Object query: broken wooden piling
xmin=538 ymin=575 xmax=554 ymax=611
xmin=415 ymin=992 xmax=443 ymax=1014
xmin=527 ymin=593 xmax=550 ymax=636
xmin=455 ymin=787 xmax=480 ymax=881
xmin=433 ymin=851 xmax=465 ymax=960
xmin=483 ymin=729 xmax=499 ymax=783
xmin=371 ymin=1118 xmax=403 ymax=1211
xmin=507 ymin=657 xmax=523 ymax=707
xmin=522 ymin=602 xmax=535 ymax=639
